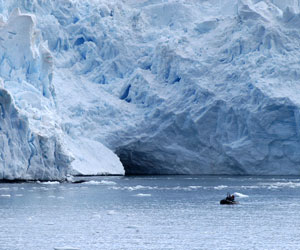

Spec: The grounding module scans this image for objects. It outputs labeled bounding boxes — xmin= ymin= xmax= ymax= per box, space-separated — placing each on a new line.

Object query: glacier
xmin=1 ymin=0 xmax=300 ymax=179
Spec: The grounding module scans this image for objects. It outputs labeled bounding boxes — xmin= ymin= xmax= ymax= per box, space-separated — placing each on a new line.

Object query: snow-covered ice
xmin=1 ymin=0 xmax=300 ymax=178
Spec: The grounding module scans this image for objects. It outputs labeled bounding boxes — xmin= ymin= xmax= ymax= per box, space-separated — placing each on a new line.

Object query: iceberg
xmin=1 ymin=0 xmax=300 ymax=178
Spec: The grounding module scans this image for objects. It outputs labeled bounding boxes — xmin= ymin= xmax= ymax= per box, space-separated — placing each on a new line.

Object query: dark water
xmin=0 ymin=176 xmax=300 ymax=250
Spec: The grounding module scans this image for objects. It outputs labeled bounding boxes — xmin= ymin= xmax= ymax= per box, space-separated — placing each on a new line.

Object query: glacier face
xmin=0 ymin=8 xmax=72 ymax=180
xmin=1 ymin=0 xmax=300 ymax=178
xmin=0 ymin=87 xmax=71 ymax=180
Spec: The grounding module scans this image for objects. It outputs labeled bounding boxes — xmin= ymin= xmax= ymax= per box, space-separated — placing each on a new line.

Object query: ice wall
xmin=0 ymin=87 xmax=71 ymax=180
xmin=1 ymin=0 xmax=300 ymax=176
xmin=0 ymin=8 xmax=73 ymax=180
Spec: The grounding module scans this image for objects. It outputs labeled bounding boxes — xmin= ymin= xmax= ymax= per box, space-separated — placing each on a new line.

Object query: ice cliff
xmin=0 ymin=9 xmax=71 ymax=179
xmin=1 ymin=0 xmax=300 ymax=179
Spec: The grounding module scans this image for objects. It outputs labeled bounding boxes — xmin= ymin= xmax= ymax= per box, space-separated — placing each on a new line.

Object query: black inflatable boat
xmin=220 ymin=199 xmax=238 ymax=205
xmin=220 ymin=193 xmax=238 ymax=205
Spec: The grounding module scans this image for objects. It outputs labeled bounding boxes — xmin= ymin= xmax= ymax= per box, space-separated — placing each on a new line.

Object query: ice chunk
xmin=37 ymin=181 xmax=60 ymax=185
xmin=214 ymin=185 xmax=228 ymax=190
xmin=66 ymin=137 xmax=124 ymax=176
xmin=135 ymin=193 xmax=152 ymax=197
xmin=83 ymin=180 xmax=117 ymax=185
xmin=0 ymin=194 xmax=11 ymax=198
xmin=54 ymin=247 xmax=80 ymax=250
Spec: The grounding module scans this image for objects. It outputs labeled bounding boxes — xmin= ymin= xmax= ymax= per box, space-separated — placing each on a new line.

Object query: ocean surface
xmin=0 ymin=176 xmax=300 ymax=250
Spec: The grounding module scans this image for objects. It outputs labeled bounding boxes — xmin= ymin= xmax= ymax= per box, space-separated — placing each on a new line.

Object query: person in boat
xmin=226 ymin=193 xmax=235 ymax=202
xmin=220 ymin=193 xmax=237 ymax=205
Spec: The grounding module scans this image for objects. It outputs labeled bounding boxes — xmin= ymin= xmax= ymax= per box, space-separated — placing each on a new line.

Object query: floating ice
xmin=99 ymin=180 xmax=117 ymax=185
xmin=188 ymin=186 xmax=202 ymax=190
xmin=82 ymin=180 xmax=116 ymax=185
xmin=127 ymin=185 xmax=152 ymax=191
xmin=54 ymin=247 xmax=80 ymax=250
xmin=214 ymin=185 xmax=228 ymax=190
xmin=0 ymin=194 xmax=11 ymax=198
xmin=135 ymin=193 xmax=152 ymax=197
xmin=37 ymin=181 xmax=60 ymax=185
xmin=264 ymin=181 xmax=300 ymax=189
xmin=111 ymin=185 xmax=202 ymax=191
xmin=107 ymin=210 xmax=117 ymax=215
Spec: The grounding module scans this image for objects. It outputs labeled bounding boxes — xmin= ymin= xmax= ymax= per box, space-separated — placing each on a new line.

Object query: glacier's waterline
xmin=1 ymin=176 xmax=300 ymax=250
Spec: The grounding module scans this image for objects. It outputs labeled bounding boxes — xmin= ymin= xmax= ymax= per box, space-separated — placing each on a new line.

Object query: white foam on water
xmin=234 ymin=192 xmax=249 ymax=198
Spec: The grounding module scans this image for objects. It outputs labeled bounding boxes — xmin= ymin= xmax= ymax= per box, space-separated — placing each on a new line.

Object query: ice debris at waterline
xmin=54 ymin=247 xmax=80 ymax=250
xmin=1 ymin=1 xmax=300 ymax=179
